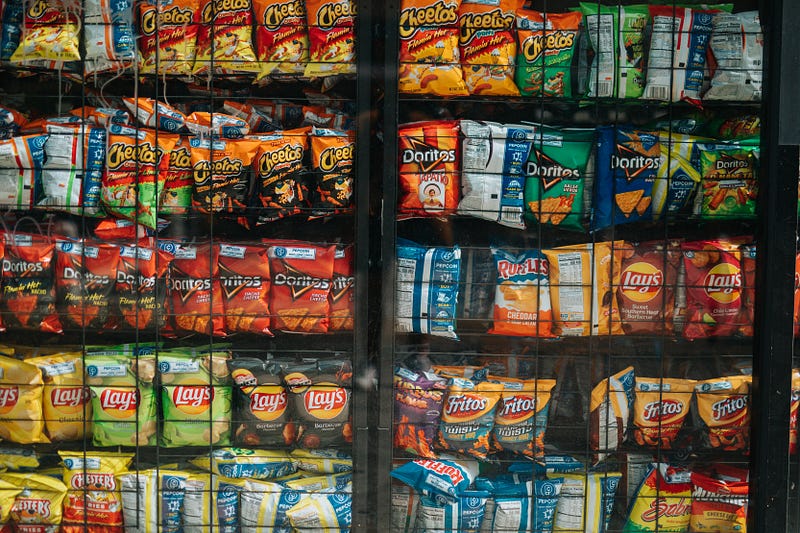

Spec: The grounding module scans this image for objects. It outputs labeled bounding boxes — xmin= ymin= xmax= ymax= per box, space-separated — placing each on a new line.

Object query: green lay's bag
xmin=515 ymin=10 xmax=582 ymax=98
xmin=524 ymin=125 xmax=594 ymax=231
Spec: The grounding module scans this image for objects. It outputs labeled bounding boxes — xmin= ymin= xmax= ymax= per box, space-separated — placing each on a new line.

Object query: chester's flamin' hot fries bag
xmin=490 ymin=376 xmax=556 ymax=459
xmin=27 ymin=353 xmax=90 ymax=442
xmin=253 ymin=0 xmax=309 ymax=78
xmin=169 ymin=243 xmax=226 ymax=337
xmin=590 ymin=366 xmax=635 ymax=463
xmin=398 ymin=0 xmax=468 ymax=96
xmin=305 ymin=0 xmax=356 ymax=78
xmin=10 ymin=0 xmax=80 ymax=63
xmin=543 ymin=241 xmax=625 ymax=337
xmin=0 ymin=355 xmax=47 ymax=444
xmin=137 ymin=0 xmax=199 ymax=76
xmin=219 ymin=244 xmax=272 ymax=336
xmin=437 ymin=377 xmax=502 ymax=460
xmin=193 ymin=0 xmax=259 ymax=75
xmin=632 ymin=377 xmax=695 ymax=449
xmin=190 ymin=137 xmax=261 ymax=215
xmin=3 ymin=472 xmax=66 ymax=533
xmin=694 ymin=375 xmax=751 ymax=452
xmin=457 ymin=0 xmax=521 ymax=96
xmin=489 ymin=248 xmax=554 ymax=337
xmin=515 ymin=10 xmax=582 ymax=98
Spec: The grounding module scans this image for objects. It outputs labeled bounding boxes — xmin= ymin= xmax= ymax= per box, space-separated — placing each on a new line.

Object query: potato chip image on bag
xmin=229 ymin=358 xmax=292 ymax=447
xmin=632 ymin=377 xmax=695 ymax=450
xmin=0 ymin=355 xmax=47 ymax=444
xmin=27 ymin=353 xmax=91 ymax=442
xmin=159 ymin=351 xmax=232 ymax=447
xmin=490 ymin=376 xmax=556 ymax=459
xmin=694 ymin=375 xmax=751 ymax=452
xmin=489 ymin=248 xmax=554 ymax=337
xmin=3 ymin=472 xmax=66 ymax=533
xmin=85 ymin=354 xmax=157 ymax=447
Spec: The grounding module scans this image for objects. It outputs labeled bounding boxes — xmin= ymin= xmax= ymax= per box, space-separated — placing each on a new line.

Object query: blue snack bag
xmin=390 ymin=457 xmax=479 ymax=503
xmin=417 ymin=490 xmax=490 ymax=532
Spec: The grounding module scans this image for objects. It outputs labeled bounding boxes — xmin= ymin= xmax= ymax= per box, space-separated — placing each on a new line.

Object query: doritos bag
xmin=267 ymin=241 xmax=335 ymax=333
xmin=490 ymin=376 xmax=556 ymax=459
xmin=114 ymin=241 xmax=170 ymax=332
xmin=694 ymin=375 xmax=751 ymax=452
xmin=253 ymin=0 xmax=309 ymax=78
xmin=252 ymin=128 xmax=310 ymax=225
xmin=169 ymin=243 xmax=226 ymax=337
xmin=398 ymin=121 xmax=460 ymax=219
xmin=515 ymin=10 xmax=582 ymax=98
xmin=304 ymin=0 xmax=356 ymax=78
xmin=437 ymin=377 xmax=502 ymax=460
xmin=3 ymin=472 xmax=67 ymax=533
xmin=27 ymin=353 xmax=90 ymax=442
xmin=137 ymin=0 xmax=199 ymax=76
xmin=160 ymin=137 xmax=194 ymax=215
xmin=632 ymin=377 xmax=694 ymax=449
xmin=489 ymin=248 xmax=554 ymax=337
xmin=310 ymin=128 xmax=355 ymax=217
xmin=0 ymin=355 xmax=47 ymax=444
xmin=0 ymin=134 xmax=47 ymax=210
xmin=218 ymin=243 xmax=272 ymax=335
xmin=193 ymin=0 xmax=259 ymax=75
xmin=10 ymin=0 xmax=81 ymax=63
xmin=394 ymin=366 xmax=447 ymax=458
xmin=329 ymin=245 xmax=355 ymax=331
xmin=190 ymin=137 xmax=261 ymax=215
xmin=229 ymin=358 xmax=292 ymax=447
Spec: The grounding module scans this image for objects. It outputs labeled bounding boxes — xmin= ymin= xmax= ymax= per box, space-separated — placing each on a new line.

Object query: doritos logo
xmin=712 ymin=396 xmax=748 ymax=421
xmin=317 ymin=1 xmax=356 ymax=29
xmin=526 ymin=151 xmax=580 ymax=190
xmin=399 ymin=1 xmax=458 ymax=39
xmin=401 ymin=137 xmax=456 ymax=171
xmin=141 ymin=6 xmax=194 ymax=34
xmin=2 ymin=259 xmax=44 ymax=274
xmin=611 ymin=144 xmax=660 ymax=180
xmin=173 ymin=386 xmax=213 ymax=415
xmin=264 ymin=0 xmax=305 ymax=29
xmin=521 ymin=31 xmax=575 ymax=62
xmin=318 ymin=144 xmax=354 ymax=173
xmin=444 ymin=394 xmax=488 ymax=417
xmin=201 ymin=0 xmax=251 ymax=22
xmin=193 ymin=158 xmax=244 ymax=183
xmin=107 ymin=142 xmax=162 ymax=169
xmin=704 ymin=263 xmax=742 ymax=304
xmin=273 ymin=263 xmax=330 ymax=300
xmin=250 ymin=390 xmax=288 ymax=420
xmin=459 ymin=10 xmax=514 ymax=45
xmin=70 ymin=472 xmax=116 ymax=490
xmin=620 ymin=262 xmax=663 ymax=303
xmin=497 ymin=257 xmax=547 ymax=279
xmin=99 ymin=389 xmax=138 ymax=417
xmin=643 ymin=399 xmax=684 ymax=422
xmin=14 ymin=499 xmax=50 ymax=519
xmin=258 ymin=144 xmax=304 ymax=176
xmin=304 ymin=386 xmax=347 ymax=419
xmin=330 ymin=274 xmax=354 ymax=303
xmin=716 ymin=155 xmax=750 ymax=171
xmin=0 ymin=387 xmax=18 ymax=414
xmin=498 ymin=395 xmax=535 ymax=419
xmin=170 ymin=277 xmax=213 ymax=303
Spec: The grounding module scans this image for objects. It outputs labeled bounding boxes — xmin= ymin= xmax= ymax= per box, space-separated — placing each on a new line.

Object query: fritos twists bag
xmin=690 ymin=466 xmax=749 ymax=533
xmin=193 ymin=0 xmax=259 ymax=76
xmin=0 ymin=134 xmax=47 ymax=210
xmin=27 ymin=353 xmax=90 ymax=442
xmin=304 ymin=0 xmax=356 ymax=78
xmin=310 ymin=128 xmax=355 ymax=217
xmin=623 ymin=463 xmax=692 ymax=533
xmin=398 ymin=0 xmax=468 ymax=96
xmin=10 ymin=0 xmax=80 ymax=63
xmin=252 ymin=128 xmax=310 ymax=225
xmin=253 ymin=0 xmax=309 ymax=78
xmin=490 ymin=376 xmax=556 ymax=459
xmin=0 ymin=355 xmax=47 ymax=444
xmin=114 ymin=241 xmax=170 ymax=332
xmin=489 ymin=248 xmax=554 ymax=337
xmin=219 ymin=244 xmax=271 ymax=335
xmin=393 ymin=366 xmax=447 ymax=458
xmin=694 ymin=375 xmax=751 ymax=452
xmin=190 ymin=137 xmax=261 ymax=215
xmin=330 ymin=245 xmax=355 ymax=332
xmin=515 ymin=10 xmax=582 ymax=98
xmin=85 ymin=354 xmax=157 ymax=446
xmin=590 ymin=366 xmax=635 ymax=463
xmin=159 ymin=351 xmax=232 ymax=447
xmin=59 ymin=451 xmax=133 ymax=533
xmin=398 ymin=121 xmax=460 ymax=219
xmin=169 ymin=243 xmax=226 ymax=337
xmin=436 ymin=377 xmax=502 ymax=460
xmin=543 ymin=241 xmax=625 ymax=337
xmin=229 ymin=358 xmax=292 ymax=447
xmin=267 ymin=241 xmax=335 ymax=333
xmin=3 ymin=472 xmax=66 ymax=533
xmin=632 ymin=377 xmax=694 ymax=449
xmin=137 ymin=0 xmax=199 ymax=76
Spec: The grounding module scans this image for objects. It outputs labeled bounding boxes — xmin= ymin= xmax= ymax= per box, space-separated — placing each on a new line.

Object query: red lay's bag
xmin=398 ymin=121 xmax=460 ymax=219
xmin=114 ymin=240 xmax=170 ymax=332
xmin=253 ymin=0 xmax=309 ymax=78
xmin=169 ymin=243 xmax=225 ymax=337
xmin=304 ymin=0 xmax=356 ymax=78
xmin=218 ymin=244 xmax=272 ymax=336
xmin=190 ymin=137 xmax=262 ymax=215
xmin=267 ymin=241 xmax=335 ymax=333
xmin=55 ymin=240 xmax=120 ymax=330
xmin=329 ymin=245 xmax=354 ymax=332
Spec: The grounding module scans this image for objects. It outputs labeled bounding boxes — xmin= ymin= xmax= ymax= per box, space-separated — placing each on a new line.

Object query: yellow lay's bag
xmin=3 ymin=472 xmax=67 ymax=533
xmin=0 ymin=355 xmax=47 ymax=444
xmin=27 ymin=353 xmax=91 ymax=442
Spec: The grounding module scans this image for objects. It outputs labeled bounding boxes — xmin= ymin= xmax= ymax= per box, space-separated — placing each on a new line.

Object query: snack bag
xmin=616 ymin=241 xmax=680 ymax=335
xmin=161 ymin=137 xmax=193 ymax=215
xmin=3 ymin=472 xmax=66 ymax=533
xmin=169 ymin=243 xmax=226 ymax=337
xmin=543 ymin=241 xmax=625 ymax=337
xmin=792 ymin=369 xmax=800 ymax=455
xmin=690 ymin=466 xmax=748 ymax=533
xmin=252 ymin=128 xmax=310 ymax=224
xmin=102 ymin=125 xmax=179 ymax=229
xmin=122 ymin=98 xmax=187 ymax=133
xmin=114 ymin=241 xmax=170 ymax=332
xmin=478 ymin=476 xmax=562 ymax=533
xmin=580 ymin=3 xmax=649 ymax=98
xmin=1 ymin=233 xmax=62 ymax=333
xmin=417 ymin=490 xmax=488 ymax=532
xmin=0 ymin=0 xmax=23 ymax=62
xmin=398 ymin=0 xmax=468 ymax=96
xmin=330 ymin=245 xmax=355 ymax=331
xmin=240 ymin=479 xmax=296 ymax=533
xmin=290 ymin=449 xmax=352 ymax=474
xmin=390 ymin=457 xmax=479 ymax=502
xmin=0 ymin=448 xmax=38 ymax=471
xmin=590 ymin=366 xmax=635 ymax=462
xmin=0 ymin=478 xmax=21 ymax=526
xmin=185 ymin=112 xmax=250 ymax=138
xmin=310 ymin=128 xmax=355 ymax=217
xmin=398 ymin=121 xmax=460 ymax=219
xmin=27 ymin=353 xmax=91 ymax=442
xmin=682 ymin=240 xmax=744 ymax=339
xmin=10 ymin=0 xmax=80 ymax=63
xmin=223 ymin=100 xmax=281 ymax=133
xmin=593 ymin=126 xmax=660 ymax=230
xmin=393 ymin=366 xmax=448 ymax=458
xmin=632 ymin=377 xmax=694 ymax=449
xmin=643 ymin=6 xmax=732 ymax=104
xmin=193 ymin=0 xmax=259 ymax=75
xmin=85 ymin=354 xmax=157 ymax=446
xmin=117 ymin=469 xmax=188 ymax=533
xmin=285 ymin=485 xmax=352 ymax=531
xmin=159 ymin=351 xmax=232 ymax=447
xmin=553 ymin=472 xmax=621 ymax=533
xmin=183 ymin=474 xmax=245 ymax=533
xmin=489 ymin=247 xmax=554 ymax=337
xmin=490 ymin=376 xmax=556 ymax=459
xmin=285 ymin=359 xmax=352 ymax=448
xmin=253 ymin=0 xmax=309 ymax=78
xmin=740 ymin=244 xmax=757 ymax=337
xmin=54 ymin=240 xmax=120 ymax=330
xmin=59 ymin=451 xmax=133 ymax=533
xmin=137 ymin=0 xmax=199 ymax=76
xmin=84 ymin=0 xmax=135 ymax=75
xmin=0 ymin=355 xmax=47 ymax=444
xmin=194 ymin=448 xmax=295 ymax=480
xmin=395 ymin=240 xmax=461 ymax=339
xmin=515 ymin=10 xmax=582 ymax=98
xmin=623 ymin=463 xmax=692 ymax=533
xmin=218 ymin=244 xmax=271 ymax=335
xmin=229 ymin=358 xmax=292 ymax=447
xmin=651 ymin=132 xmax=703 ymax=220
xmin=0 ymin=134 xmax=47 ymax=210
xmin=391 ymin=483 xmax=418 ymax=533
xmin=68 ymin=106 xmax=129 ymax=127
xmin=694 ymin=140 xmax=759 ymax=220
xmin=694 ymin=375 xmax=751 ymax=451
xmin=190 ymin=137 xmax=261 ymax=215
xmin=705 ymin=11 xmax=762 ymax=101
xmin=437 ymin=377 xmax=502 ymax=460
xmin=524 ymin=125 xmax=594 ymax=231
xmin=458 ymin=121 xmax=535 ymax=228
xmin=304 ymin=0 xmax=356 ymax=78
xmin=267 ymin=241 xmax=336 ymax=333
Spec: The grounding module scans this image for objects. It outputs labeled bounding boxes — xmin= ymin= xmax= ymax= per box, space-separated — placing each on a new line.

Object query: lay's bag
xmin=27 ymin=353 xmax=91 ymax=442
xmin=0 ymin=355 xmax=47 ymax=444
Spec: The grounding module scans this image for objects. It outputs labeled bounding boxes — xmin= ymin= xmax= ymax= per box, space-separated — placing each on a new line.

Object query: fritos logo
xmin=704 ymin=263 xmax=742 ymax=304
xmin=318 ymin=144 xmax=354 ymax=173
xmin=250 ymin=388 xmax=288 ymax=421
xmin=0 ymin=387 xmax=18 ymax=414
xmin=317 ymin=1 xmax=356 ymax=29
xmin=303 ymin=386 xmax=348 ymax=419
xmin=399 ymin=1 xmax=458 ymax=39
xmin=459 ymin=10 xmax=514 ymax=45
xmin=99 ymin=388 xmax=138 ymax=418
xmin=521 ymin=30 xmax=576 ymax=62
xmin=498 ymin=395 xmax=535 ymax=420
xmin=444 ymin=393 xmax=488 ymax=418
xmin=620 ymin=262 xmax=663 ymax=303
xmin=172 ymin=386 xmax=213 ymax=415
xmin=141 ymin=6 xmax=194 ymax=34
xmin=643 ymin=399 xmax=684 ymax=422
xmin=264 ymin=0 xmax=305 ymax=29
xmin=711 ymin=396 xmax=748 ymax=422
xmin=51 ymin=387 xmax=88 ymax=415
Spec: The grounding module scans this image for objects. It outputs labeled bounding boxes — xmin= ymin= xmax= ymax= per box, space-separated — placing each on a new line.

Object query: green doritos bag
xmin=693 ymin=137 xmax=759 ymax=221
xmin=524 ymin=125 xmax=594 ymax=231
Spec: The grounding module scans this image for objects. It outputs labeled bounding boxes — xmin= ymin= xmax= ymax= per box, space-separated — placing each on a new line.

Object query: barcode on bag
xmin=646 ymin=85 xmax=670 ymax=101
xmin=596 ymin=82 xmax=612 ymax=97
xmin=500 ymin=207 xmax=522 ymax=224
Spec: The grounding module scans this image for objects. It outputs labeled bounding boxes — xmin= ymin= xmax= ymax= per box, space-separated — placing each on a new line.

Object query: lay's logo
xmin=100 ymin=389 xmax=138 ymax=418
xmin=643 ymin=399 xmax=683 ymax=422
xmin=264 ymin=0 xmax=305 ymax=29
xmin=712 ymin=396 xmax=748 ymax=421
xmin=444 ymin=394 xmax=488 ymax=418
xmin=399 ymin=1 xmax=458 ymax=39
xmin=620 ymin=262 xmax=663 ymax=303
xmin=0 ymin=387 xmax=18 ymax=414
xmin=704 ymin=263 xmax=742 ymax=304
xmin=173 ymin=386 xmax=213 ymax=415
xmin=51 ymin=387 xmax=88 ymax=415
xmin=250 ymin=389 xmax=288 ymax=421
xmin=521 ymin=30 xmax=576 ymax=62
xmin=459 ymin=10 xmax=514 ymax=45
xmin=303 ymin=386 xmax=348 ymax=419
xmin=317 ymin=1 xmax=356 ymax=29
xmin=498 ymin=395 xmax=535 ymax=420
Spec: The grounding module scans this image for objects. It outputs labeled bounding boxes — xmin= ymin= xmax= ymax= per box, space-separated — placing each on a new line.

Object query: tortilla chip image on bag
xmin=0 ymin=355 xmax=47 ymax=444
xmin=490 ymin=376 xmax=556 ymax=459
xmin=229 ymin=358 xmax=292 ymax=447
xmin=169 ymin=243 xmax=226 ymax=337
xmin=3 ymin=472 xmax=66 ymax=533
xmin=394 ymin=366 xmax=448 ymax=459
xmin=27 ymin=353 xmax=90 ymax=442
xmin=694 ymin=375 xmax=751 ymax=452
xmin=159 ymin=351 xmax=232 ymax=447
xmin=515 ymin=10 xmax=582 ymax=98
xmin=590 ymin=366 xmax=635 ymax=463
xmin=137 ymin=0 xmax=199 ymax=76
xmin=632 ymin=377 xmax=694 ymax=449
xmin=437 ymin=377 xmax=502 ymax=460
xmin=218 ymin=244 xmax=272 ymax=336
xmin=489 ymin=247 xmax=554 ymax=337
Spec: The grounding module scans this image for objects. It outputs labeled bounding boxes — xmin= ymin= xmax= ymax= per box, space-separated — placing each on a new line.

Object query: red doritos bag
xmin=329 ymin=245 xmax=354 ymax=332
xmin=114 ymin=240 xmax=170 ymax=332
xmin=169 ymin=243 xmax=225 ymax=337
xmin=218 ymin=243 xmax=272 ymax=336
xmin=55 ymin=240 xmax=120 ymax=330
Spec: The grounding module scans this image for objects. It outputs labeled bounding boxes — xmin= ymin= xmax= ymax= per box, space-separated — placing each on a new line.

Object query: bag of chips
xmin=122 ymin=98 xmax=187 ymax=133
xmin=651 ymin=132 xmax=703 ymax=220
xmin=252 ymin=128 xmax=310 ymax=224
xmin=310 ymin=128 xmax=355 ymax=217
xmin=193 ymin=448 xmax=295 ymax=480
xmin=0 ymin=104 xmax=27 ymax=139
xmin=516 ymin=10 xmax=582 ymax=98
xmin=330 ymin=244 xmax=355 ymax=331
xmin=623 ymin=463 xmax=692 ymax=533
xmin=114 ymin=241 xmax=170 ymax=332
xmin=190 ymin=137 xmax=261 ymax=215
xmin=184 ymin=474 xmax=245 ymax=533
xmin=0 ymin=355 xmax=47 ymax=444
xmin=479 ymin=475 xmax=562 ymax=533
xmin=253 ymin=0 xmax=309 ymax=78
xmin=240 ymin=479 xmax=297 ymax=532
xmin=705 ymin=11 xmax=762 ymax=101
xmin=219 ymin=244 xmax=272 ymax=335
xmin=390 ymin=457 xmax=479 ymax=503
xmin=27 ymin=353 xmax=90 ymax=442
xmin=223 ymin=100 xmax=281 ymax=133
xmin=553 ymin=472 xmax=621 ymax=533
xmin=489 ymin=248 xmax=554 ymax=337
xmin=285 ymin=485 xmax=352 ymax=531
xmin=185 ymin=112 xmax=250 ymax=138
xmin=290 ymin=449 xmax=352 ymax=474
xmin=690 ymin=466 xmax=749 ymax=533
xmin=0 ymin=134 xmax=47 ymax=210
xmin=590 ymin=366 xmax=635 ymax=463
xmin=117 ymin=469 xmax=188 ymax=533
xmin=3 ymin=472 xmax=67 ymax=533
xmin=436 ymin=377 xmax=502 ymax=460
xmin=490 ymin=376 xmax=556 ymax=459
xmin=305 ymin=0 xmax=356 ymax=78
xmin=739 ymin=244 xmax=757 ymax=336
xmin=83 ymin=0 xmax=135 ymax=75
xmin=693 ymin=139 xmax=759 ymax=221
xmin=394 ymin=366 xmax=447 ymax=458
xmin=524 ymin=125 xmax=594 ymax=231
xmin=169 ymin=243 xmax=226 ymax=337
xmin=0 ymin=478 xmax=21 ymax=528
xmin=458 ymin=121 xmax=535 ymax=228
xmin=694 ymin=375 xmax=751 ymax=451
xmin=229 ymin=358 xmax=292 ymax=447
xmin=0 ymin=0 xmax=23 ymax=62
xmin=417 ymin=489 xmax=488 ymax=532
xmin=193 ymin=0 xmax=259 ymax=76
xmin=10 ymin=0 xmax=81 ymax=63
xmin=632 ymin=377 xmax=694 ymax=449
xmin=137 ymin=0 xmax=199 ymax=76
xmin=792 ymin=370 xmax=800 ymax=455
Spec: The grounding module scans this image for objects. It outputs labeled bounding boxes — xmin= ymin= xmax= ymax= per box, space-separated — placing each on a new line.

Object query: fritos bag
xmin=632 ymin=377 xmax=694 ymax=449
xmin=543 ymin=241 xmax=625 ymax=337
xmin=310 ymin=128 xmax=355 ymax=217
xmin=27 ymin=353 xmax=90 ymax=442
xmin=54 ymin=240 xmax=120 ymax=330
xmin=253 ymin=0 xmax=309 ymax=78
xmin=0 ymin=134 xmax=47 ymax=210
xmin=0 ymin=355 xmax=47 ymax=444
xmin=159 ymin=351 xmax=232 ymax=447
xmin=3 ymin=472 xmax=66 ymax=533
xmin=623 ymin=463 xmax=692 ymax=533
xmin=218 ymin=243 xmax=272 ymax=335
xmin=137 ymin=0 xmax=199 ymax=76
xmin=1 ymin=233 xmax=61 ymax=333
xmin=229 ymin=358 xmax=293 ymax=447
xmin=267 ymin=241 xmax=335 ymax=333
xmin=169 ymin=243 xmax=226 ymax=337
xmin=59 ymin=451 xmax=133 ymax=533
xmin=193 ymin=0 xmax=259 ymax=75
xmin=398 ymin=121 xmax=460 ymax=219
xmin=515 ymin=10 xmax=582 ymax=98
xmin=398 ymin=0 xmax=468 ymax=96
xmin=437 ymin=377 xmax=502 ymax=460
xmin=489 ymin=248 xmax=554 ymax=337
xmin=393 ymin=366 xmax=447 ymax=458
xmin=252 ymin=128 xmax=311 ymax=225
xmin=161 ymin=137 xmax=194 ymax=215
xmin=114 ymin=241 xmax=170 ymax=332
xmin=330 ymin=245 xmax=355 ymax=331
xmin=590 ymin=366 xmax=635 ymax=463
xmin=10 ymin=0 xmax=80 ymax=63
xmin=694 ymin=375 xmax=751 ymax=452
xmin=490 ymin=376 xmax=556 ymax=459
xmin=304 ymin=0 xmax=356 ymax=78
xmin=190 ymin=137 xmax=261 ymax=215
xmin=690 ymin=466 xmax=749 ymax=533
